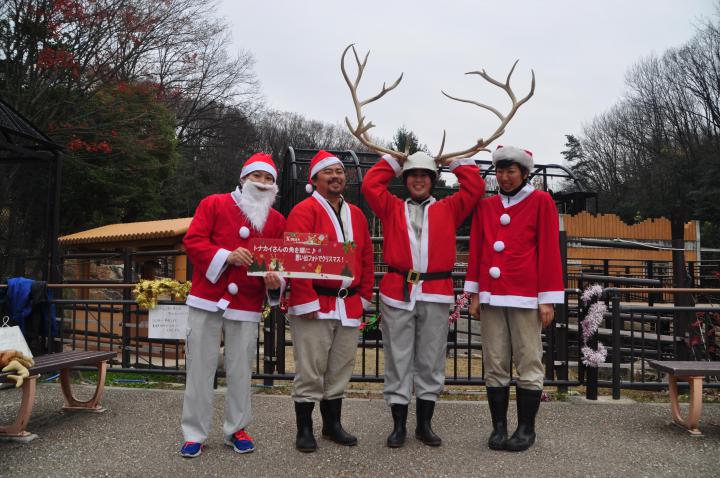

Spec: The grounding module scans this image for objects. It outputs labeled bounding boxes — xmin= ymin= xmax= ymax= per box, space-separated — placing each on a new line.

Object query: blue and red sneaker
xmin=225 ymin=429 xmax=255 ymax=454
xmin=180 ymin=441 xmax=204 ymax=458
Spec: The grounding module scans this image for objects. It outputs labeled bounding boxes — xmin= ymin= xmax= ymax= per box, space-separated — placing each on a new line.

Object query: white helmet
xmin=402 ymin=151 xmax=438 ymax=180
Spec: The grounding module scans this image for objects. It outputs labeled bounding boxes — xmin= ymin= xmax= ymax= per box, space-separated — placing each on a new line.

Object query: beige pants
xmin=480 ymin=305 xmax=544 ymax=390
xmin=289 ymin=318 xmax=358 ymax=402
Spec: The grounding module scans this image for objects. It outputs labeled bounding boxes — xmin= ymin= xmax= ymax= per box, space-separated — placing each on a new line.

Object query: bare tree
xmin=572 ymin=11 xmax=720 ymax=302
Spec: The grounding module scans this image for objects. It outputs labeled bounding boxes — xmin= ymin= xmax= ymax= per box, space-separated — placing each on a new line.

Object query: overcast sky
xmin=217 ymin=0 xmax=716 ymax=165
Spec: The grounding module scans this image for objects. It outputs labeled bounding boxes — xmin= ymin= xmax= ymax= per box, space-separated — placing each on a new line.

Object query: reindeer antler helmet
xmin=341 ymin=44 xmax=535 ymax=164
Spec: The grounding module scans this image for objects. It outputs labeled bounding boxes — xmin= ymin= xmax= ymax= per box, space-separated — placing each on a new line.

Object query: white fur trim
xmin=186 ymin=295 xmax=220 ymax=312
xmin=315 ymin=312 xmax=362 ymax=327
xmin=206 ymin=248 xmax=230 ymax=284
xmin=499 ymin=183 xmax=535 ymax=208
xmin=538 ymin=291 xmax=565 ymax=304
xmin=222 ymin=308 xmax=262 ymax=322
xmin=478 ymin=292 xmax=539 ymax=309
xmin=310 ymin=156 xmax=343 ymax=178
xmin=316 ymin=308 xmax=362 ymax=325
xmin=288 ymin=299 xmax=320 ymax=316
xmin=419 ymin=199 xmax=433 ymax=274
xmin=310 ymin=192 xmax=354 ymax=289
xmin=416 ymin=292 xmax=454 ymax=304
xmin=379 ymin=292 xmax=414 ymax=311
xmin=382 ymin=154 xmax=403 ymax=176
xmin=404 ymin=202 xmax=421 ymax=274
xmin=217 ymin=298 xmax=230 ymax=310
xmin=463 ymin=281 xmax=479 ymax=294
xmin=241 ymin=162 xmax=277 ymax=181
xmin=448 ymin=158 xmax=477 ymax=171
xmin=492 ymin=145 xmax=533 ymax=170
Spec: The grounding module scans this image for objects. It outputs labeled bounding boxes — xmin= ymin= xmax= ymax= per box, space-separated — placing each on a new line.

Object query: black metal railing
xmin=44 ymin=247 xmax=719 ymax=395
xmin=579 ymin=286 xmax=720 ymax=400
xmin=49 ymin=287 xmax=583 ymax=388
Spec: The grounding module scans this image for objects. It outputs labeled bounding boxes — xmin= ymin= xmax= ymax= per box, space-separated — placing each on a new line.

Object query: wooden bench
xmin=648 ymin=360 xmax=720 ymax=435
xmin=0 ymin=350 xmax=116 ymax=442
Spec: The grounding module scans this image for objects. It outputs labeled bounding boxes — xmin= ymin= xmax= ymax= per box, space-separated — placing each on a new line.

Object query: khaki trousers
xmin=181 ymin=307 xmax=258 ymax=443
xmin=289 ymin=318 xmax=358 ymax=402
xmin=380 ymin=301 xmax=450 ymax=404
xmin=480 ymin=305 xmax=544 ymax=390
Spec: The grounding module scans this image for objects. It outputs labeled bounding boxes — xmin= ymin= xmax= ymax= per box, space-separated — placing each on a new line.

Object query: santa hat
xmin=240 ymin=152 xmax=277 ymax=182
xmin=305 ymin=150 xmax=343 ymax=194
xmin=492 ymin=145 xmax=534 ymax=171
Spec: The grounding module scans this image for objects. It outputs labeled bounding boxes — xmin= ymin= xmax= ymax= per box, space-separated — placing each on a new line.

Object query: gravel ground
xmin=1 ymin=384 xmax=718 ymax=477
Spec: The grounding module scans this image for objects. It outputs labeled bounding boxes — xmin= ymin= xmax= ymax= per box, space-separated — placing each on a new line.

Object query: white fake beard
xmin=238 ymin=181 xmax=279 ymax=231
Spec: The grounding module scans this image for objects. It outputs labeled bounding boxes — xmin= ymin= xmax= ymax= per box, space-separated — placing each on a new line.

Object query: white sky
xmin=217 ymin=0 xmax=716 ymax=165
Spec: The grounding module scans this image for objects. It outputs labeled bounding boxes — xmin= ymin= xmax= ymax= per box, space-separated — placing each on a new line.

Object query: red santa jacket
xmin=361 ymin=155 xmax=485 ymax=310
xmin=464 ymin=184 xmax=564 ymax=308
xmin=286 ymin=192 xmax=374 ymax=327
xmin=184 ymin=188 xmax=286 ymax=320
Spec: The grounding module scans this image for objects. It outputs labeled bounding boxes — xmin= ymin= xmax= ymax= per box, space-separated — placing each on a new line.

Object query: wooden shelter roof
xmin=59 ymin=218 xmax=192 ymax=247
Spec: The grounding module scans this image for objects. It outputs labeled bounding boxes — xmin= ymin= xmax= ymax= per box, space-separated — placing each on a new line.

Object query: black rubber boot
xmin=294 ymin=401 xmax=318 ymax=452
xmin=386 ymin=404 xmax=408 ymax=448
xmin=414 ymin=399 xmax=442 ymax=446
xmin=505 ymin=387 xmax=542 ymax=452
xmin=319 ymin=398 xmax=357 ymax=446
xmin=486 ymin=386 xmax=510 ymax=450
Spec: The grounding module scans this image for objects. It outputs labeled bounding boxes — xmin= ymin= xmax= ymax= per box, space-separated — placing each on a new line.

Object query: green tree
xmin=0 ymin=0 xmax=260 ymax=233
xmin=60 ymin=81 xmax=180 ymax=231
xmin=392 ymin=126 xmax=426 ymax=155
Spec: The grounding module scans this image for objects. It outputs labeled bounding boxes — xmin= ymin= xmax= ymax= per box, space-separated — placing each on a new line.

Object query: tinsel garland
xmin=580 ymin=284 xmax=607 ymax=367
xmin=449 ymin=292 xmax=471 ymax=325
xmin=134 ymin=279 xmax=192 ymax=310
xmin=359 ymin=313 xmax=380 ymax=333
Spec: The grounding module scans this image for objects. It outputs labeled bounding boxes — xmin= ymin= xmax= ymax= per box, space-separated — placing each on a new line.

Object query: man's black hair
xmin=495 ymin=159 xmax=529 ymax=176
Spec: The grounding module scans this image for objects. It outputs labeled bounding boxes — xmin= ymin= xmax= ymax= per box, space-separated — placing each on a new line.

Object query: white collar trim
xmin=498 ymin=183 xmax=534 ymax=208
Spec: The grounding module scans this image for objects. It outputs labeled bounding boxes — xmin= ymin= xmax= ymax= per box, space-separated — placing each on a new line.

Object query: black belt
xmin=388 ymin=267 xmax=453 ymax=301
xmin=314 ymin=286 xmax=358 ymax=299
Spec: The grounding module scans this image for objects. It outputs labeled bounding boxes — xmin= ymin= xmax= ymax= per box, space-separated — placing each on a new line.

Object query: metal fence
xmin=48 ymin=279 xmax=583 ymax=388
xmin=26 ymin=248 xmax=715 ymax=398
xmin=576 ymin=276 xmax=720 ymax=399
xmin=568 ymin=258 xmax=720 ymax=289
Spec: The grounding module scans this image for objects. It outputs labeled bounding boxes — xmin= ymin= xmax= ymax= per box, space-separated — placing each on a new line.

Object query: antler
xmin=437 ymin=60 xmax=535 ymax=163
xmin=341 ymin=44 xmax=406 ymax=160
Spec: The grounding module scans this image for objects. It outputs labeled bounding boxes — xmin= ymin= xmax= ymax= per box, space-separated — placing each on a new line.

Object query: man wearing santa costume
xmin=179 ymin=153 xmax=286 ymax=458
xmin=465 ymin=145 xmax=564 ymax=452
xmin=286 ymin=150 xmax=374 ymax=453
xmin=361 ymin=151 xmax=484 ymax=448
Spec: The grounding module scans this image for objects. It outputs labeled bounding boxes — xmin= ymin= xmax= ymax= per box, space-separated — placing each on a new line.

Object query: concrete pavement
xmin=1 ymin=384 xmax=719 ymax=477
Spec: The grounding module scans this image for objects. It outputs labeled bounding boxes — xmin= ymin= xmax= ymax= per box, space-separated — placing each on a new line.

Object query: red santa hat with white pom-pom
xmin=240 ymin=152 xmax=277 ymax=182
xmin=491 ymin=145 xmax=534 ymax=171
xmin=305 ymin=150 xmax=343 ymax=194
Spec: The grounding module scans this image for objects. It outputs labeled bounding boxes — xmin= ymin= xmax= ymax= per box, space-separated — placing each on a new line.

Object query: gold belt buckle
xmin=406 ymin=270 xmax=421 ymax=284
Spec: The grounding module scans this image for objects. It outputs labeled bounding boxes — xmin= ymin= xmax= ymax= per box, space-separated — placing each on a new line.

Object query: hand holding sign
xmin=247 ymin=235 xmax=356 ymax=281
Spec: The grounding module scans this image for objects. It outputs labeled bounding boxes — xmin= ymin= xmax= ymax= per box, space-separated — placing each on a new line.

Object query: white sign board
xmin=148 ymin=305 xmax=189 ymax=340
xmin=0 ymin=317 xmax=33 ymax=358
